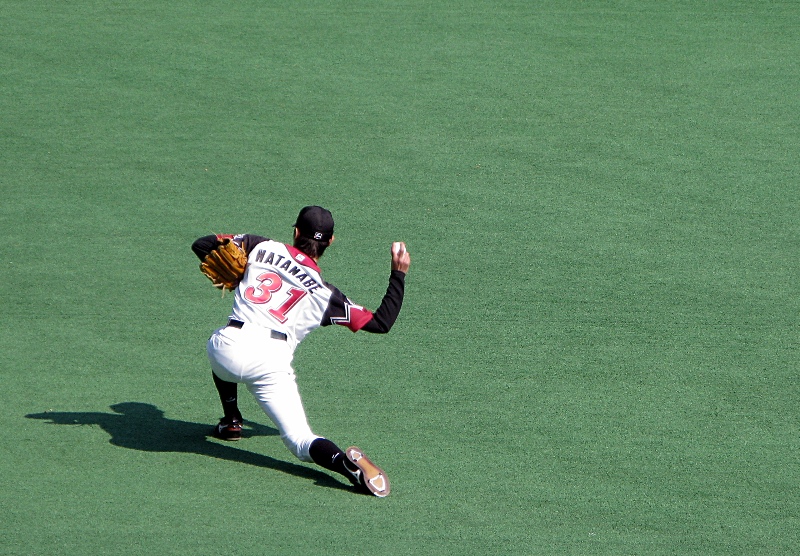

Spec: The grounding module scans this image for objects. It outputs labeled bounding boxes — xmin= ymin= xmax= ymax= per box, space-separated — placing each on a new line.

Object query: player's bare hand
xmin=391 ymin=242 xmax=410 ymax=273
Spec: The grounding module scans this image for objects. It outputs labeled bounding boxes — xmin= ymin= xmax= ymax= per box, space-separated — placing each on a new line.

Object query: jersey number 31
xmin=243 ymin=272 xmax=307 ymax=323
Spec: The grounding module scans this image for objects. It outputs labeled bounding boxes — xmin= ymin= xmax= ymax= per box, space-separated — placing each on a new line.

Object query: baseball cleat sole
xmin=345 ymin=446 xmax=390 ymax=498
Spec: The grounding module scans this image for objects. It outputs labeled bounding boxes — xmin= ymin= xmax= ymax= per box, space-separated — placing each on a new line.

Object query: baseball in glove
xmin=200 ymin=238 xmax=247 ymax=291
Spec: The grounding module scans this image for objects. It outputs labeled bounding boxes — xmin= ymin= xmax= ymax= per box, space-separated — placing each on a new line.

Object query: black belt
xmin=227 ymin=319 xmax=287 ymax=341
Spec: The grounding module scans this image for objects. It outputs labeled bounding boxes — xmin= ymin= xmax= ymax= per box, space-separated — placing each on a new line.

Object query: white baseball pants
xmin=206 ymin=324 xmax=320 ymax=461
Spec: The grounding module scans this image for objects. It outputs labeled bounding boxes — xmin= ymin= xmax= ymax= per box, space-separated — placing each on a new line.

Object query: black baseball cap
xmin=294 ymin=206 xmax=335 ymax=242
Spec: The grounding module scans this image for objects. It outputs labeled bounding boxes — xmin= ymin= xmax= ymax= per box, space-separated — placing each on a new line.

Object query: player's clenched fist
xmin=391 ymin=242 xmax=411 ymax=273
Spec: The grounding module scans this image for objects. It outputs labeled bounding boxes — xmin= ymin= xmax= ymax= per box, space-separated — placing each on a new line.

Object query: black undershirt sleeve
xmin=191 ymin=234 xmax=269 ymax=260
xmin=360 ymin=270 xmax=406 ymax=334
xmin=191 ymin=235 xmax=220 ymax=260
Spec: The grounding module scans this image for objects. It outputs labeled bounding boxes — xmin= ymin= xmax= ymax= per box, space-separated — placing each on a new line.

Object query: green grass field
xmin=2 ymin=1 xmax=798 ymax=554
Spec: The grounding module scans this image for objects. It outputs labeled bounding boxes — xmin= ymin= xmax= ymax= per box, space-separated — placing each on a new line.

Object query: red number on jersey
xmin=244 ymin=272 xmax=283 ymax=304
xmin=244 ymin=272 xmax=308 ymax=323
xmin=269 ymin=288 xmax=307 ymax=323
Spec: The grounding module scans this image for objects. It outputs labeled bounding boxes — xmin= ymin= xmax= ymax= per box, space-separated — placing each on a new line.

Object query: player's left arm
xmin=191 ymin=234 xmax=269 ymax=260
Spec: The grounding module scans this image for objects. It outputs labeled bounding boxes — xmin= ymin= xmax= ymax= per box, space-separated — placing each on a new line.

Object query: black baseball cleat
xmin=343 ymin=446 xmax=390 ymax=498
xmin=212 ymin=418 xmax=242 ymax=441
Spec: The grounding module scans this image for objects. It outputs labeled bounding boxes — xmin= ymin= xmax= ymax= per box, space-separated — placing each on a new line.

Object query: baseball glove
xmin=200 ymin=238 xmax=247 ymax=291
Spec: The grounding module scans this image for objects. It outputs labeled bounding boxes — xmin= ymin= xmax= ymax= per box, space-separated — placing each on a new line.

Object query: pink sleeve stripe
xmin=345 ymin=307 xmax=374 ymax=332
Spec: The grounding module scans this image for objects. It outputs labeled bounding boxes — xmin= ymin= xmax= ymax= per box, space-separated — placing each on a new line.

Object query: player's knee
xmin=281 ymin=433 xmax=319 ymax=462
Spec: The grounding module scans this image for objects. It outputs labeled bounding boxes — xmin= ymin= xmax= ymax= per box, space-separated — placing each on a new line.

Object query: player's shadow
xmin=25 ymin=402 xmax=350 ymax=492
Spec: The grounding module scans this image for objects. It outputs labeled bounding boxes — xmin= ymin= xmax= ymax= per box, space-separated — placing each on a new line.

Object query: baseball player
xmin=191 ymin=206 xmax=410 ymax=497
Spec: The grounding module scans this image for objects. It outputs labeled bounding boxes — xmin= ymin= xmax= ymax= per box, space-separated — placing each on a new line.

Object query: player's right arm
xmin=323 ymin=242 xmax=411 ymax=334
xmin=361 ymin=242 xmax=411 ymax=333
xmin=389 ymin=241 xmax=410 ymax=274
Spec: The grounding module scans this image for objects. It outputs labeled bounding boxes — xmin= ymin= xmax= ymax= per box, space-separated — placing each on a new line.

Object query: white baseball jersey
xmin=229 ymin=236 xmax=373 ymax=350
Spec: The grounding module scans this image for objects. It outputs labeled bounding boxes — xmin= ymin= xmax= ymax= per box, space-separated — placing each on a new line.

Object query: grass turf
xmin=2 ymin=1 xmax=798 ymax=554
